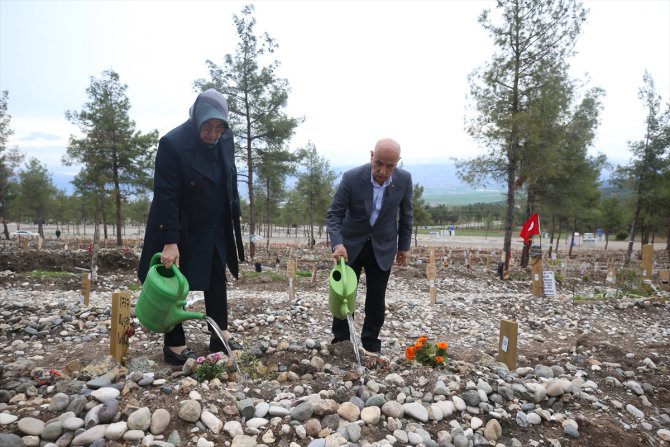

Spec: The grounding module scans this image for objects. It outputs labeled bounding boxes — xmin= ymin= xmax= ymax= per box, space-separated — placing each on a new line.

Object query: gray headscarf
xmin=190 ymin=88 xmax=229 ymax=130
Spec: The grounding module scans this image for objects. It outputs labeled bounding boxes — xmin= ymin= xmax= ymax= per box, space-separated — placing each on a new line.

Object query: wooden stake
xmin=498 ymin=319 xmax=518 ymax=370
xmin=531 ymin=257 xmax=543 ymax=297
xmin=21 ymin=238 xmax=29 ymax=251
xmin=110 ymin=291 xmax=131 ymax=363
xmin=81 ymin=273 xmax=91 ymax=306
xmin=426 ymin=251 xmax=437 ymax=305
xmin=287 ymin=258 xmax=297 ymax=301
xmin=641 ymin=244 xmax=653 ymax=280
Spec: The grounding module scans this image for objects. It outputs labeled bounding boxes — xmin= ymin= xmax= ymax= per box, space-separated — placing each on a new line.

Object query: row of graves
xmin=5 ymin=233 xmax=668 ymax=371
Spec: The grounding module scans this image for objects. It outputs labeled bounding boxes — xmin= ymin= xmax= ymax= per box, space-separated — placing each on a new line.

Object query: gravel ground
xmin=0 ymin=241 xmax=669 ymax=447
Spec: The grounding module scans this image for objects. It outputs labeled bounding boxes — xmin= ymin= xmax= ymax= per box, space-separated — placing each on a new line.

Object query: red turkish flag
xmin=520 ymin=213 xmax=540 ymax=242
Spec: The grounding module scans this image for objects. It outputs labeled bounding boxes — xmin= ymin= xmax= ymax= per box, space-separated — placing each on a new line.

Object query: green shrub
xmin=615 ymin=231 xmax=628 ymax=241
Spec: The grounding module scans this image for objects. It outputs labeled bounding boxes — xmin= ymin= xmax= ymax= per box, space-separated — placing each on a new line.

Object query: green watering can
xmin=136 ymin=253 xmax=205 ymax=333
xmin=328 ymin=256 xmax=358 ymax=320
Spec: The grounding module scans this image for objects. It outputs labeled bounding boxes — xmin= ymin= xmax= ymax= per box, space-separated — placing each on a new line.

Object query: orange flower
xmin=405 ymin=346 xmax=416 ymax=360
xmin=418 ymin=336 xmax=428 ymax=343
xmin=415 ymin=341 xmax=424 ymax=349
xmin=435 ymin=356 xmax=444 ymax=363
xmin=437 ymin=342 xmax=448 ymax=350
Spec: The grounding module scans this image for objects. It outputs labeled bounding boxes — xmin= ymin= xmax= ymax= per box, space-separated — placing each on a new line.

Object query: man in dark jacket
xmin=327 ymin=138 xmax=413 ymax=355
xmin=138 ymin=89 xmax=245 ymax=365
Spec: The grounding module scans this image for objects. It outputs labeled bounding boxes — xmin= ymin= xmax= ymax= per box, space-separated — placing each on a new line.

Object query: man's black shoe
xmin=209 ymin=338 xmax=243 ymax=354
xmin=163 ymin=346 xmax=198 ymax=366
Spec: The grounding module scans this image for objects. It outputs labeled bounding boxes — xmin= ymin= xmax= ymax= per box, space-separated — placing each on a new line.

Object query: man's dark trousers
xmin=331 ymin=240 xmax=391 ymax=352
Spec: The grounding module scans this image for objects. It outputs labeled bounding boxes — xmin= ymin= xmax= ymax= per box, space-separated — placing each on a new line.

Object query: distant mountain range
xmin=329 ymin=163 xmax=507 ymax=206
xmin=51 ymin=162 xmax=612 ymax=206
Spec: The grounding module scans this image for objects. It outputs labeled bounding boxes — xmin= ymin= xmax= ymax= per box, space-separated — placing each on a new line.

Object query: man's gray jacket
xmin=327 ymin=163 xmax=413 ymax=271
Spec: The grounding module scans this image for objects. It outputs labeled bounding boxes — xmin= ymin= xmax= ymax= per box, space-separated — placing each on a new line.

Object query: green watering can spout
xmin=328 ymin=256 xmax=358 ymax=320
xmin=136 ymin=253 xmax=206 ymax=333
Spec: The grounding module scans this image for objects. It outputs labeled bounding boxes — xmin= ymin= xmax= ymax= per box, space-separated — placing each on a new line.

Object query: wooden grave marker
xmin=641 ymin=244 xmax=653 ymax=280
xmin=426 ymin=247 xmax=437 ymax=304
xmin=310 ymin=262 xmax=318 ymax=285
xmin=110 ymin=291 xmax=132 ymax=363
xmin=560 ymin=259 xmax=567 ymax=278
xmin=531 ymin=257 xmax=543 ymax=297
xmin=287 ymin=258 xmax=297 ymax=301
xmin=81 ymin=272 xmax=91 ymax=306
xmin=606 ymin=261 xmax=617 ymax=284
xmin=498 ymin=319 xmax=518 ymax=370
xmin=21 ymin=238 xmax=29 ymax=251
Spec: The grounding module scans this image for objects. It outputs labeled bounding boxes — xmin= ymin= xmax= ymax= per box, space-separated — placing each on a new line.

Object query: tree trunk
xmin=114 ymin=176 xmax=123 ymax=246
xmin=91 ymin=197 xmax=101 ymax=282
xmin=568 ymin=218 xmax=577 ymax=258
xmin=245 ymin=101 xmax=257 ymax=259
xmin=625 ymin=197 xmax=642 ymax=265
xmin=503 ymin=167 xmax=516 ymax=273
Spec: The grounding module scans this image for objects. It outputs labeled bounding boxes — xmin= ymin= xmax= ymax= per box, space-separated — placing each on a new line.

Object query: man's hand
xmin=332 ymin=244 xmax=347 ymax=263
xmin=396 ymin=250 xmax=409 ymax=266
xmin=161 ymin=243 xmax=180 ymax=268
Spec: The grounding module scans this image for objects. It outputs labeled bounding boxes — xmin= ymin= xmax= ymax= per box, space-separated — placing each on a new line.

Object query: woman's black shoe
xmin=163 ymin=346 xmax=198 ymax=366
xmin=209 ymin=338 xmax=243 ymax=354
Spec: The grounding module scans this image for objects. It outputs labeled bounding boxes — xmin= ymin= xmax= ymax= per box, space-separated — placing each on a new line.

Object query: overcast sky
xmin=1 ymin=0 xmax=668 ymax=185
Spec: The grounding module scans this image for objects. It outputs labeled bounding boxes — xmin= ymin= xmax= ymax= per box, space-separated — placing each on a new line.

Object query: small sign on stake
xmin=542 ymin=271 xmax=557 ymax=298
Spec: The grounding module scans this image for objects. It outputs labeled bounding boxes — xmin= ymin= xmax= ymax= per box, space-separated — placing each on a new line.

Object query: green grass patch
xmin=29 ymin=270 xmax=77 ymax=280
xmin=240 ymin=271 xmax=284 ymax=282
xmin=573 ymin=288 xmax=612 ymax=301
xmin=296 ymin=271 xmax=312 ymax=278
xmin=236 ymin=351 xmax=278 ymax=381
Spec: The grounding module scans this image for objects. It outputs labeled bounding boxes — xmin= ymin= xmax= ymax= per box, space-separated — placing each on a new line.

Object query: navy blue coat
xmin=138 ymin=121 xmax=245 ymax=290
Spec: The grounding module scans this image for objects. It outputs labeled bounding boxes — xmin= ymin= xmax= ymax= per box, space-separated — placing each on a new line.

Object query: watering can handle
xmin=149 ymin=252 xmax=187 ymax=299
xmin=339 ymin=256 xmax=346 ymax=285
xmin=150 ymin=252 xmax=162 ymax=267
xmin=171 ymin=264 xmax=187 ymax=299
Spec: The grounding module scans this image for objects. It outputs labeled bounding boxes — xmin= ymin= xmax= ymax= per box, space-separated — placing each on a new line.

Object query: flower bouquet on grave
xmin=404 ymin=336 xmax=448 ymax=367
